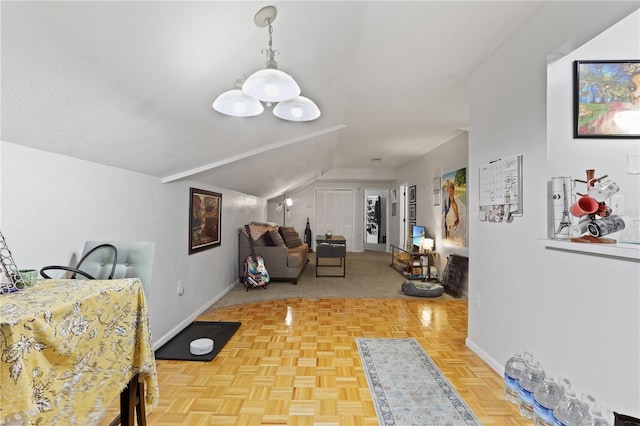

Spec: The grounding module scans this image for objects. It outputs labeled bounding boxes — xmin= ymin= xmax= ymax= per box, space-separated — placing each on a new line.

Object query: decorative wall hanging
xmin=442 ymin=168 xmax=467 ymax=247
xmin=433 ymin=176 xmax=441 ymax=206
xmin=409 ymin=185 xmax=416 ymax=203
xmin=189 ymin=188 xmax=222 ymax=254
xmin=573 ymin=60 xmax=640 ymax=138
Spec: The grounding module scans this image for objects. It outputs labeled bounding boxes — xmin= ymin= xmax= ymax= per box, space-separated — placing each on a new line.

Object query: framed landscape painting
xmin=189 ymin=188 xmax=222 ymax=254
xmin=573 ymin=60 xmax=640 ymax=138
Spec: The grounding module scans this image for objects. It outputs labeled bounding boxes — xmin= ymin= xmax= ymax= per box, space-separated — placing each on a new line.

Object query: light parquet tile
xmin=98 ymin=298 xmax=528 ymax=425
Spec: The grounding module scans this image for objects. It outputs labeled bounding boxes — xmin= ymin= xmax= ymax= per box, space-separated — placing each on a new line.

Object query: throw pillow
xmin=279 ymin=227 xmax=303 ymax=248
xmin=268 ymin=229 xmax=287 ymax=247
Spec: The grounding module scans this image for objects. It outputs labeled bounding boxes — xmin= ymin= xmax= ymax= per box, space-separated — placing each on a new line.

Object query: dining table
xmin=0 ymin=278 xmax=159 ymax=425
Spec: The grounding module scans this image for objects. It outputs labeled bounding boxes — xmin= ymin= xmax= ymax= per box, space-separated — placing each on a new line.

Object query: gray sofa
xmin=238 ymin=223 xmax=308 ymax=284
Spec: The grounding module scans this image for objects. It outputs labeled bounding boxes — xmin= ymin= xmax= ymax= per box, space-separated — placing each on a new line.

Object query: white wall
xmin=468 ymin=3 xmax=640 ymax=416
xmin=0 ymin=141 xmax=266 ymax=348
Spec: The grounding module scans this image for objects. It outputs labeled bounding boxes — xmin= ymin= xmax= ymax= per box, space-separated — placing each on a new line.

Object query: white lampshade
xmin=242 ymin=68 xmax=300 ymax=103
xmin=273 ymin=96 xmax=321 ymax=122
xmin=421 ymin=238 xmax=434 ymax=252
xmin=285 ymin=197 xmax=293 ymax=207
xmin=212 ymin=89 xmax=264 ymax=117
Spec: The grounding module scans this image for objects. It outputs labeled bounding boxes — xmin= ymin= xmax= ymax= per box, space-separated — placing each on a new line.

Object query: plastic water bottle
xmin=534 ymin=376 xmax=563 ymax=426
xmin=554 ymin=389 xmax=587 ymax=426
xmin=504 ymin=352 xmax=528 ymax=404
xmin=519 ymin=360 xmax=545 ymax=419
xmin=579 ymin=395 xmax=611 ymax=426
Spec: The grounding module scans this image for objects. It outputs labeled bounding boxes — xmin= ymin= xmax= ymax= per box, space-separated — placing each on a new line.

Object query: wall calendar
xmin=478 ymin=154 xmax=523 ymax=222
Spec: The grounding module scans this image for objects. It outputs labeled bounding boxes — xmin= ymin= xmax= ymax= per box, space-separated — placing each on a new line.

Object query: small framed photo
xmin=189 ymin=188 xmax=222 ymax=254
xmin=409 ymin=185 xmax=416 ymax=203
xmin=391 ymin=202 xmax=397 ymax=217
xmin=433 ymin=191 xmax=440 ymax=206
xmin=409 ymin=203 xmax=416 ymax=221
xmin=573 ymin=60 xmax=640 ymax=138
xmin=433 ymin=177 xmax=441 ymax=193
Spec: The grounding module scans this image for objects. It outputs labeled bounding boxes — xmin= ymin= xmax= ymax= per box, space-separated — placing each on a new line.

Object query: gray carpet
xmin=206 ymin=250 xmax=453 ymax=312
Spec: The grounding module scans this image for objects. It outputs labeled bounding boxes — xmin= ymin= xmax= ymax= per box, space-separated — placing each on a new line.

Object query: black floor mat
xmin=155 ymin=321 xmax=241 ymax=362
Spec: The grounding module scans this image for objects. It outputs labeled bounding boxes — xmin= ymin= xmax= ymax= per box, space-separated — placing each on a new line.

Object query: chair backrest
xmin=82 ymin=241 xmax=156 ymax=296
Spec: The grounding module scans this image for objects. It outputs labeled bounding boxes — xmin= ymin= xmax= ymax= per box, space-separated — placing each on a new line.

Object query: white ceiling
xmin=1 ymin=1 xmax=549 ymax=199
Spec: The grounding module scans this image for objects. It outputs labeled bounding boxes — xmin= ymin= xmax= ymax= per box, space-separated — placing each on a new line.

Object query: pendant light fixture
xmin=212 ymin=5 xmax=320 ymax=122
xmin=212 ymin=75 xmax=264 ymax=117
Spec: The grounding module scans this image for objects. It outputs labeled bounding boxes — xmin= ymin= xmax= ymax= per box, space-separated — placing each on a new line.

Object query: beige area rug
xmin=205 ymin=250 xmax=455 ymax=312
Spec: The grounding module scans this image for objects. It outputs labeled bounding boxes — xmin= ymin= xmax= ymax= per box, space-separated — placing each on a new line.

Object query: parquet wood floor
xmin=100 ymin=298 xmax=528 ymax=425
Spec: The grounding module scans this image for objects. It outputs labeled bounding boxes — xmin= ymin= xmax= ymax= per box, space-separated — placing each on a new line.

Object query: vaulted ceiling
xmin=1 ymin=1 xmax=549 ymax=199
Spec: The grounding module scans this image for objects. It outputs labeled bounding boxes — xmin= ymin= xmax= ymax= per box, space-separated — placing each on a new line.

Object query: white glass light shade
xmin=273 ymin=96 xmax=321 ymax=121
xmin=285 ymin=197 xmax=293 ymax=207
xmin=242 ymin=68 xmax=300 ymax=103
xmin=213 ymin=89 xmax=264 ymax=117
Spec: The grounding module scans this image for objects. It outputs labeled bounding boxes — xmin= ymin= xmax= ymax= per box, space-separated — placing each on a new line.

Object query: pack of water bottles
xmin=503 ymin=352 xmax=613 ymax=425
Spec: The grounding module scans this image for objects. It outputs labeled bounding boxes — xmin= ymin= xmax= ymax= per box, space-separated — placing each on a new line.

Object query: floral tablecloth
xmin=0 ymin=278 xmax=159 ymax=425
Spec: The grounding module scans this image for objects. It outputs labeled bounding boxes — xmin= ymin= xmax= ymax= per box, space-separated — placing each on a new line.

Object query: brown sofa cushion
xmin=286 ymin=244 xmax=308 ymax=267
xmin=279 ymin=227 xmax=303 ymax=248
xmin=268 ymin=229 xmax=287 ymax=247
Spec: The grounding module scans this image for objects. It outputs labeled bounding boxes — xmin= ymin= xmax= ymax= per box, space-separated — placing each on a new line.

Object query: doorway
xmin=363 ymin=189 xmax=388 ymax=252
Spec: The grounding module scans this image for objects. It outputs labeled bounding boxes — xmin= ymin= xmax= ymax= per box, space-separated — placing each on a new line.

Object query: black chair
xmin=40 ymin=243 xmax=118 ymax=280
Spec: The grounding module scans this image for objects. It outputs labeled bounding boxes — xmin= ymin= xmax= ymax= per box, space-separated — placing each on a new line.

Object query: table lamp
xmin=421 ymin=238 xmax=434 ymax=253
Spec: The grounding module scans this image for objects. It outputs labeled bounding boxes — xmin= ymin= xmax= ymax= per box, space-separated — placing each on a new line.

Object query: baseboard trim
xmin=465 ymin=337 xmax=504 ymax=377
xmin=152 ymin=280 xmax=237 ymax=351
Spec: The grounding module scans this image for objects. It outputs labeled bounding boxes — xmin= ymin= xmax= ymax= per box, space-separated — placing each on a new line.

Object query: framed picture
xmin=409 ymin=185 xmax=416 ymax=203
xmin=573 ymin=60 xmax=640 ymax=138
xmin=409 ymin=203 xmax=416 ymax=221
xmin=391 ymin=188 xmax=397 ymax=202
xmin=189 ymin=187 xmax=222 ymax=254
xmin=433 ymin=177 xmax=441 ymax=193
xmin=433 ymin=191 xmax=440 ymax=206
xmin=391 ymin=202 xmax=397 ymax=217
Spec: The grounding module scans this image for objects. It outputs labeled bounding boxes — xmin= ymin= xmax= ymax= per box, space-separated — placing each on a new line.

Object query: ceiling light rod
xmin=212 ymin=5 xmax=320 ymax=122
xmin=257 ymin=7 xmax=279 ymax=72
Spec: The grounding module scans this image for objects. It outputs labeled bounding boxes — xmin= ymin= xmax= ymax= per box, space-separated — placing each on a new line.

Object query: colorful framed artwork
xmin=573 ymin=60 xmax=640 ymax=138
xmin=409 ymin=185 xmax=416 ymax=203
xmin=189 ymin=187 xmax=222 ymax=254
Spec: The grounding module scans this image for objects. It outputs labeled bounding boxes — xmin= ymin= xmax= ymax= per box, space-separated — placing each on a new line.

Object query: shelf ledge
xmin=542 ymin=238 xmax=640 ymax=261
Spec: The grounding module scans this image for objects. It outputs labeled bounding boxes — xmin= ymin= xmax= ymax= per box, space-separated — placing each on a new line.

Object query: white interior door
xmin=315 ymin=189 xmax=355 ymax=251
